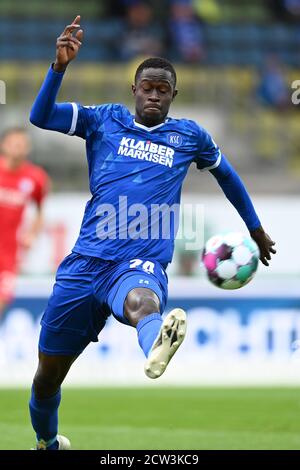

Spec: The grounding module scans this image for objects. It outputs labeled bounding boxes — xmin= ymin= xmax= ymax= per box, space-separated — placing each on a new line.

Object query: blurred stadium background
xmin=0 ymin=0 xmax=300 ymax=450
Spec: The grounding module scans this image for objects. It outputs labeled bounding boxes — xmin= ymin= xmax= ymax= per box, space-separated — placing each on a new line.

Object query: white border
xmin=133 ymin=119 xmax=168 ymax=132
xmin=200 ymin=151 xmax=222 ymax=172
xmin=67 ymin=102 xmax=78 ymax=135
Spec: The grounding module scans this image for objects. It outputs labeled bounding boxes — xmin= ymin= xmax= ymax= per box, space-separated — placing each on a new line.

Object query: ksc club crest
xmin=167 ymin=133 xmax=182 ymax=147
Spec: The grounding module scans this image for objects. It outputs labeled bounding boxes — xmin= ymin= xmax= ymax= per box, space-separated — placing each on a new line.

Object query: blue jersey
xmin=68 ymin=103 xmax=221 ymax=265
xmin=30 ymin=65 xmax=261 ymax=267
xmin=31 ymin=66 xmax=262 ymax=358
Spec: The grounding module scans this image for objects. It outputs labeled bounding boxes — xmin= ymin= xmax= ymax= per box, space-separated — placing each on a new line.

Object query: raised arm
xmin=30 ymin=16 xmax=83 ymax=132
xmin=210 ymin=155 xmax=276 ymax=266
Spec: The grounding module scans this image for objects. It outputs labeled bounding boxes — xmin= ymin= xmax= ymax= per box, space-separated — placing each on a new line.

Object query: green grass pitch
xmin=0 ymin=387 xmax=300 ymax=450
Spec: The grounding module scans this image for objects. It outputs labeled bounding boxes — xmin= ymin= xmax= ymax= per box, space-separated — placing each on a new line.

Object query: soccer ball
xmin=202 ymin=232 xmax=260 ymax=290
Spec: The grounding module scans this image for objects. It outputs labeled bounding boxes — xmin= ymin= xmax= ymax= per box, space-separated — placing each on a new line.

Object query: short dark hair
xmin=135 ymin=57 xmax=177 ymax=87
xmin=0 ymin=127 xmax=28 ymax=141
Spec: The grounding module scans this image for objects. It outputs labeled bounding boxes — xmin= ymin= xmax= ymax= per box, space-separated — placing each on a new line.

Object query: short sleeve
xmin=31 ymin=168 xmax=50 ymax=206
xmin=68 ymin=103 xmax=114 ymax=139
xmin=194 ymin=125 xmax=222 ymax=171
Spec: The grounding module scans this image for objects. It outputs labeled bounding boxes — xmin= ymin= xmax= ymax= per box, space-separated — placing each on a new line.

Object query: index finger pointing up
xmin=72 ymin=15 xmax=81 ymax=25
xmin=63 ymin=15 xmax=81 ymax=35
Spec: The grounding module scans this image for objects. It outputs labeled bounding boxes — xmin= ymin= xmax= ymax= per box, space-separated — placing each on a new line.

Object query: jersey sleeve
xmin=30 ymin=65 xmax=114 ymax=140
xmin=68 ymin=103 xmax=114 ymax=139
xmin=210 ymin=155 xmax=261 ymax=231
xmin=193 ymin=125 xmax=222 ymax=171
xmin=31 ymin=168 xmax=50 ymax=206
xmin=30 ymin=65 xmax=73 ymax=134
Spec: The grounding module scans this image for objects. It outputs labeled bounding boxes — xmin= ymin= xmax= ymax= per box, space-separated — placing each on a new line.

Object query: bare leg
xmin=124 ymin=287 xmax=160 ymax=327
xmin=29 ymin=351 xmax=78 ymax=449
xmin=33 ymin=351 xmax=77 ymax=399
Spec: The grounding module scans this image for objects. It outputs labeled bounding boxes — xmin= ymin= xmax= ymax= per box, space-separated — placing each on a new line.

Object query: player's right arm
xmin=30 ymin=16 xmax=84 ymax=135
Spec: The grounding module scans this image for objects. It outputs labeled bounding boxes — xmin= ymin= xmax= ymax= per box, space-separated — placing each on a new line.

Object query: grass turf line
xmin=0 ymin=387 xmax=299 ymax=450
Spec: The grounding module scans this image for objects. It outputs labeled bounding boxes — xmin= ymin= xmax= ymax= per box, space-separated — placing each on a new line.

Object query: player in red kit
xmin=0 ymin=127 xmax=49 ymax=317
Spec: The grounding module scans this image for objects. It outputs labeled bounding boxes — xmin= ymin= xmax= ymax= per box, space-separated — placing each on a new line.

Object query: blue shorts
xmin=39 ymin=252 xmax=168 ymax=356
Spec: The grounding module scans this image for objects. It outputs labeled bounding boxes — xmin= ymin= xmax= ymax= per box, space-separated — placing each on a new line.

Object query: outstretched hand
xmin=250 ymin=226 xmax=276 ymax=266
xmin=54 ymin=15 xmax=83 ymax=72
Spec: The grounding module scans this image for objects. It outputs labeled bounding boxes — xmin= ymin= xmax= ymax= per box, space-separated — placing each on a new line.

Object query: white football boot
xmin=57 ymin=435 xmax=71 ymax=450
xmin=34 ymin=435 xmax=71 ymax=450
xmin=144 ymin=308 xmax=187 ymax=379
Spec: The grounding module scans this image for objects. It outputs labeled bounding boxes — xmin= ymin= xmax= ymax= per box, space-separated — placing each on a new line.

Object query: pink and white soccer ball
xmin=202 ymin=232 xmax=260 ymax=290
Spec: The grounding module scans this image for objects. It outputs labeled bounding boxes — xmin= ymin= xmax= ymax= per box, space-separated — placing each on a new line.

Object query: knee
xmin=33 ymin=363 xmax=64 ymax=399
xmin=124 ymin=288 xmax=160 ymax=327
xmin=33 ymin=376 xmax=60 ymax=400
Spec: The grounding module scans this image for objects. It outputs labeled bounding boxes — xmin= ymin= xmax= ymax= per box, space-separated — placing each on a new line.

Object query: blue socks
xmin=136 ymin=313 xmax=162 ymax=357
xmin=28 ymin=314 xmax=163 ymax=449
xmin=29 ymin=385 xmax=61 ymax=449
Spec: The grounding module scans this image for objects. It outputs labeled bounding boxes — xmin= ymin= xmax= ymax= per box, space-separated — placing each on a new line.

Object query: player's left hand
xmin=250 ymin=226 xmax=276 ymax=266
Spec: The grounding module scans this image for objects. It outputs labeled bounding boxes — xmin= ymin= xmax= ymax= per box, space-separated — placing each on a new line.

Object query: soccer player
xmin=29 ymin=16 xmax=276 ymax=450
xmin=0 ymin=127 xmax=49 ymax=318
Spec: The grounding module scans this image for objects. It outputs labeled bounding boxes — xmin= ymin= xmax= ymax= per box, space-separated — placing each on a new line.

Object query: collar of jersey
xmin=133 ymin=119 xmax=169 ymax=132
xmin=110 ymin=105 xmax=171 ymax=132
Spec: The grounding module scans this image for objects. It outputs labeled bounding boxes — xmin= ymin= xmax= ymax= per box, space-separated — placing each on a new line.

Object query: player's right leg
xmin=29 ymin=252 xmax=108 ymax=450
xmin=30 ymin=350 xmax=76 ymax=450
xmin=29 ymin=321 xmax=93 ymax=450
